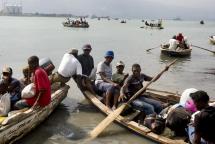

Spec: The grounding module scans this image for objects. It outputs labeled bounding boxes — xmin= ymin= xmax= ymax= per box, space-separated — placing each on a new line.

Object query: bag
xmin=144 ymin=114 xmax=165 ymax=134
xmin=39 ymin=58 xmax=55 ymax=75
xmin=0 ymin=93 xmax=11 ymax=116
xmin=21 ymin=83 xmax=35 ymax=99
xmin=166 ymin=106 xmax=191 ymax=136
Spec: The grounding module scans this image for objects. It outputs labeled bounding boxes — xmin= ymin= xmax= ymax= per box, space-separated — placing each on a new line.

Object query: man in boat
xmin=49 ymin=48 xmax=82 ymax=85
xmin=112 ymin=61 xmax=128 ymax=87
xmin=1 ymin=67 xmax=21 ymax=109
xmin=187 ymin=90 xmax=215 ymax=144
xmin=119 ymin=64 xmax=163 ymax=115
xmin=176 ymin=33 xmax=184 ymax=44
xmin=168 ymin=35 xmax=179 ymax=51
xmin=15 ymin=56 xmax=51 ymax=109
xmin=95 ymin=51 xmax=120 ymax=110
xmin=0 ymin=80 xmax=11 ymax=116
xmin=78 ymin=44 xmax=94 ymax=76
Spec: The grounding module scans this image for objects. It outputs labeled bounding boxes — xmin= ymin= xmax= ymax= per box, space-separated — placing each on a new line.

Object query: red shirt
xmin=176 ymin=35 xmax=184 ymax=43
xmin=26 ymin=67 xmax=51 ymax=107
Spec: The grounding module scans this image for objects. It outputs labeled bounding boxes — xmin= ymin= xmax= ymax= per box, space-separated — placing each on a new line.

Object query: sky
xmin=2 ymin=0 xmax=215 ymax=20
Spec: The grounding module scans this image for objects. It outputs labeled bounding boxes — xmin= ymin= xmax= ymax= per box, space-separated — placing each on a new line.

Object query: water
xmin=0 ymin=16 xmax=214 ymax=144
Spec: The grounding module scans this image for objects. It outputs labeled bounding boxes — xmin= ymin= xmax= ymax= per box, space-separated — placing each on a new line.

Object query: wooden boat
xmin=0 ymin=83 xmax=70 ymax=144
xmin=209 ymin=36 xmax=215 ymax=44
xmin=62 ymin=22 xmax=89 ymax=28
xmin=80 ymin=85 xmax=188 ymax=144
xmin=144 ymin=21 xmax=163 ymax=29
xmin=160 ymin=44 xmax=192 ymax=57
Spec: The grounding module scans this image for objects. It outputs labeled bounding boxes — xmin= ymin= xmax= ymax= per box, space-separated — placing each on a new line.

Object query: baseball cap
xmin=104 ymin=50 xmax=114 ymax=58
xmin=82 ymin=44 xmax=92 ymax=50
xmin=2 ymin=67 xmax=12 ymax=74
xmin=69 ymin=48 xmax=78 ymax=54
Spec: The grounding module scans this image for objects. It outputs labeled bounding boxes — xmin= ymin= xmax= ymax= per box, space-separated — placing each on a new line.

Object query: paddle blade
xmin=89 ymin=104 xmax=127 ymax=139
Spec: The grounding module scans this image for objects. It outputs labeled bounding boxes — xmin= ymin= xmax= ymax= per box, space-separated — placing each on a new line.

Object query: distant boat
xmin=120 ymin=20 xmax=126 ymax=23
xmin=144 ymin=20 xmax=164 ymax=29
xmin=200 ymin=20 xmax=204 ymax=24
xmin=160 ymin=44 xmax=192 ymax=57
xmin=62 ymin=18 xmax=89 ymax=28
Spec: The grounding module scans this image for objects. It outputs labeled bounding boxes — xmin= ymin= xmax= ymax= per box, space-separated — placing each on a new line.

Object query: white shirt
xmin=58 ymin=53 xmax=82 ymax=78
xmin=95 ymin=61 xmax=112 ymax=85
xmin=169 ymin=39 xmax=179 ymax=51
xmin=0 ymin=93 xmax=11 ymax=116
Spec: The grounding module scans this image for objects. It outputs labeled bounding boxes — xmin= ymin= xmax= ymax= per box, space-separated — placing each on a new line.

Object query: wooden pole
xmin=191 ymin=44 xmax=215 ymax=54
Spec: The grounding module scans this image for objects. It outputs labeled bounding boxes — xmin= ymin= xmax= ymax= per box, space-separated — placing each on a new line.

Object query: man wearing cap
xmin=95 ymin=50 xmax=120 ymax=110
xmin=1 ymin=67 xmax=21 ymax=109
xmin=50 ymin=48 xmax=82 ymax=84
xmin=112 ymin=61 xmax=129 ymax=86
xmin=78 ymin=44 xmax=94 ymax=76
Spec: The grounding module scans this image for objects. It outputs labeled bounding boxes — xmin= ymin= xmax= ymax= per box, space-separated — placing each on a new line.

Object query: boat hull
xmin=0 ymin=84 xmax=70 ymax=144
xmin=160 ymin=45 xmax=192 ymax=57
xmin=80 ymin=88 xmax=187 ymax=144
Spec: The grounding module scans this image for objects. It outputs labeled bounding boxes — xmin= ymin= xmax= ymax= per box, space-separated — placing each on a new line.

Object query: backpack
xmin=166 ymin=106 xmax=191 ymax=136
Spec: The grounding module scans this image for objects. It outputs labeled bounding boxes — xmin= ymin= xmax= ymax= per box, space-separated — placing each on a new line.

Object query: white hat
xmin=116 ymin=61 xmax=125 ymax=67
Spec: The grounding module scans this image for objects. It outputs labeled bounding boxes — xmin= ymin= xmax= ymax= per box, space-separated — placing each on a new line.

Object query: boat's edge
xmin=81 ymin=89 xmax=187 ymax=144
xmin=0 ymin=84 xmax=70 ymax=144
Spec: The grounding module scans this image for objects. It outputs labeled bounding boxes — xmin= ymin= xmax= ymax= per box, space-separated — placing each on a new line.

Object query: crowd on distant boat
xmin=0 ymin=41 xmax=215 ymax=144
xmin=63 ymin=17 xmax=89 ymax=27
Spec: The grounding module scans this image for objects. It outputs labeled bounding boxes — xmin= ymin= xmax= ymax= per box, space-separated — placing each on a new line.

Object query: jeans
xmin=131 ymin=96 xmax=163 ymax=115
xmin=186 ymin=125 xmax=206 ymax=144
xmin=96 ymin=82 xmax=118 ymax=96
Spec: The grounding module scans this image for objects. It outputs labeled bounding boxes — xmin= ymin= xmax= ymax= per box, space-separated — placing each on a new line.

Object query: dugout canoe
xmin=0 ymin=83 xmax=70 ymax=144
xmin=80 ymin=86 xmax=188 ymax=144
xmin=160 ymin=44 xmax=192 ymax=57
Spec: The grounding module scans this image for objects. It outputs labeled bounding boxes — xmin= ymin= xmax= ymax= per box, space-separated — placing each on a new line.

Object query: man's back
xmin=169 ymin=39 xmax=179 ymax=51
xmin=194 ymin=106 xmax=215 ymax=143
xmin=78 ymin=54 xmax=94 ymax=76
xmin=58 ymin=53 xmax=82 ymax=78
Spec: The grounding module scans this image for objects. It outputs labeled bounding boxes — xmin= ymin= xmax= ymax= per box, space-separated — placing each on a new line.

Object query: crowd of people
xmin=0 ymin=43 xmax=214 ymax=144
xmin=168 ymin=33 xmax=190 ymax=51
xmin=64 ymin=17 xmax=89 ymax=27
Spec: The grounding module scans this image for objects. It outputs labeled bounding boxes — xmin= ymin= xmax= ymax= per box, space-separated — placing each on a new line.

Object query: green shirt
xmin=112 ymin=73 xmax=127 ymax=85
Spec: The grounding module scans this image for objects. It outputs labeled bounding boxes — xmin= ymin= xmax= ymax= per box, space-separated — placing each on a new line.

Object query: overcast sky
xmin=2 ymin=0 xmax=215 ymax=20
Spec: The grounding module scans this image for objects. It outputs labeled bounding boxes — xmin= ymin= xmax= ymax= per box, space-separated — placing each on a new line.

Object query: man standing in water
xmin=95 ymin=51 xmax=120 ymax=110
xmin=15 ymin=56 xmax=51 ymax=109
xmin=78 ymin=44 xmax=94 ymax=76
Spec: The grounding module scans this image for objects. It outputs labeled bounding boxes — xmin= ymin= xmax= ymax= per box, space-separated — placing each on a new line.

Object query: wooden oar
xmin=89 ymin=59 xmax=177 ymax=139
xmin=191 ymin=44 xmax=215 ymax=54
xmin=146 ymin=45 xmax=161 ymax=52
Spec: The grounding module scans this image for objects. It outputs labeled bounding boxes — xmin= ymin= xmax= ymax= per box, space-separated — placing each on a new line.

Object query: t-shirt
xmin=26 ymin=68 xmax=51 ymax=107
xmin=176 ymin=35 xmax=184 ymax=43
xmin=112 ymin=73 xmax=126 ymax=85
xmin=194 ymin=106 xmax=215 ymax=143
xmin=124 ymin=73 xmax=152 ymax=96
xmin=95 ymin=61 xmax=112 ymax=85
xmin=58 ymin=53 xmax=82 ymax=78
xmin=78 ymin=54 xmax=94 ymax=76
xmin=169 ymin=39 xmax=179 ymax=51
